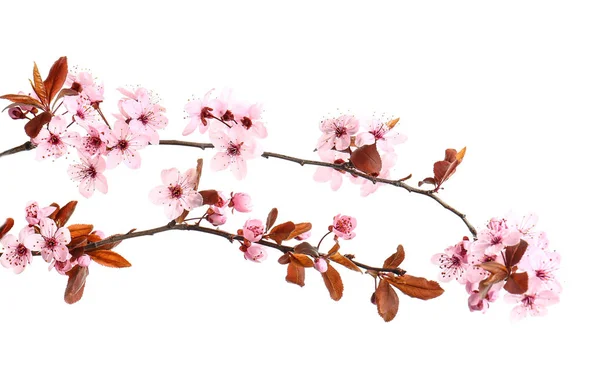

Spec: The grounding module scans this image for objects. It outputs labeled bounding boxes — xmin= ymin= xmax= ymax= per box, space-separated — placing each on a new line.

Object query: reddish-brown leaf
xmin=386 ymin=275 xmax=444 ymax=300
xmin=329 ymin=252 xmax=362 ymax=273
xmin=278 ymin=253 xmax=291 ymax=265
xmin=24 ymin=112 xmax=52 ymax=139
xmin=477 ymin=261 xmax=509 ymax=296
xmin=350 ymin=143 xmax=382 ymax=176
xmin=286 ymin=222 xmax=312 ymax=240
xmin=265 ymin=208 xmax=278 ymax=231
xmin=386 ymin=117 xmax=400 ymax=129
xmin=198 ymin=190 xmax=219 ymax=206
xmin=383 ymin=245 xmax=405 ymax=269
xmin=0 ymin=218 xmax=15 ymax=239
xmin=32 ymin=62 xmax=49 ymax=106
xmin=47 ymin=202 xmax=60 ymax=220
xmin=68 ymin=224 xmax=94 ymax=239
xmin=88 ymin=250 xmax=131 ymax=268
xmin=43 ymin=56 xmax=68 ymax=103
xmin=289 ymin=253 xmax=315 ymax=268
xmin=293 ymin=242 xmax=319 ymax=258
xmin=376 ymin=279 xmax=399 ymax=322
xmin=419 ymin=147 xmax=466 ymax=191
xmin=505 ymin=271 xmax=529 ymax=294
xmin=286 ymin=260 xmax=305 ymax=287
xmin=53 ymin=88 xmax=79 ymax=103
xmin=86 ymin=232 xmax=102 ymax=243
xmin=0 ymin=94 xmax=45 ymax=110
xmin=326 ymin=243 xmax=340 ymax=257
xmin=55 ymin=201 xmax=77 ymax=227
xmin=267 ymin=221 xmax=295 ymax=244
xmin=504 ymin=239 xmax=528 ymax=267
xmin=64 ymin=265 xmax=88 ymax=304
xmin=321 ymin=263 xmax=344 ymax=301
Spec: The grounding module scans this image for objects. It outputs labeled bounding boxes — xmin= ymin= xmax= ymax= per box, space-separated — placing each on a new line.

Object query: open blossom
xmin=317 ymin=115 xmax=359 ymax=151
xmin=67 ymin=71 xmax=104 ymax=103
xmin=471 ymin=218 xmax=521 ymax=255
xmin=25 ymin=201 xmax=56 ymax=226
xmin=49 ymin=258 xmax=74 ymax=275
xmin=331 ymin=214 xmax=357 ymax=240
xmin=105 ymin=121 xmax=148 ymax=169
xmin=209 ymin=126 xmax=260 ymax=180
xmin=182 ymin=89 xmax=216 ymax=135
xmin=78 ymin=123 xmax=108 ymax=157
xmin=244 ymin=244 xmax=268 ymax=263
xmin=313 ymin=149 xmax=350 ymax=191
xmin=243 ymin=219 xmax=265 ymax=242
xmin=119 ymin=88 xmax=168 ymax=145
xmin=67 ymin=152 xmax=108 ymax=198
xmin=234 ymin=102 xmax=267 ymax=139
xmin=504 ymin=290 xmax=560 ymax=321
xmin=355 ymin=118 xmax=407 ymax=152
xmin=64 ymin=95 xmax=96 ymax=127
xmin=0 ymin=226 xmax=35 ymax=273
xmin=33 ymin=116 xmax=80 ymax=160
xmin=149 ymin=168 xmax=204 ymax=220
xmin=24 ymin=218 xmax=71 ymax=263
xmin=431 ymin=238 xmax=471 ymax=283
xmin=519 ymin=246 xmax=562 ymax=293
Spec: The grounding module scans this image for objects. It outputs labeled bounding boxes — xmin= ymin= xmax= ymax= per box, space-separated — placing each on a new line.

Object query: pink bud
xmin=314 ymin=257 xmax=328 ymax=273
xmin=230 ymin=192 xmax=252 ymax=212
xmin=295 ymin=231 xmax=311 ymax=241
xmin=77 ymin=254 xmax=91 ymax=267
xmin=92 ymin=230 xmax=106 ymax=239
xmin=244 ymin=244 xmax=268 ymax=263
xmin=207 ymin=208 xmax=227 ymax=226
xmin=8 ymin=107 xmax=26 ymax=120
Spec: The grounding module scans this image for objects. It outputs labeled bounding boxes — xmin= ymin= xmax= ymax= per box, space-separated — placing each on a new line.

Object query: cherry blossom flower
xmin=234 ymin=102 xmax=267 ymax=139
xmin=331 ymin=214 xmax=357 ymax=240
xmin=295 ymin=231 xmax=311 ymax=241
xmin=105 ymin=121 xmax=148 ymax=169
xmin=207 ymin=207 xmax=227 ymax=226
xmin=149 ymin=168 xmax=204 ymax=220
xmin=242 ymin=219 xmax=265 ymax=242
xmin=355 ymin=118 xmax=407 ymax=152
xmin=182 ymin=89 xmax=216 ymax=136
xmin=230 ymin=192 xmax=252 ymax=212
xmin=209 ymin=126 xmax=260 ymax=179
xmin=431 ymin=238 xmax=471 ymax=283
xmin=519 ymin=247 xmax=562 ymax=293
xmin=316 ymin=115 xmax=359 ymax=151
xmin=64 ymin=95 xmax=96 ymax=127
xmin=25 ymin=201 xmax=56 ymax=226
xmin=244 ymin=244 xmax=268 ymax=262
xmin=67 ymin=152 xmax=108 ymax=198
xmin=78 ymin=123 xmax=108 ymax=157
xmin=49 ymin=258 xmax=74 ymax=275
xmin=24 ymin=218 xmax=71 ymax=263
xmin=314 ymin=257 xmax=328 ymax=273
xmin=313 ymin=150 xmax=350 ymax=191
xmin=33 ymin=116 xmax=80 ymax=160
xmin=120 ymin=88 xmax=168 ymax=145
xmin=0 ymin=226 xmax=35 ymax=273
xmin=471 ymin=218 xmax=521 ymax=255
xmin=210 ymin=88 xmax=235 ymax=122
xmin=67 ymin=71 xmax=105 ymax=104
xmin=504 ymin=290 xmax=560 ymax=321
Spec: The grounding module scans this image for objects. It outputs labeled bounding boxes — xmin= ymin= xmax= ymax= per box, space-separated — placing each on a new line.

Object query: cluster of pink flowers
xmin=431 ymin=214 xmax=561 ymax=320
xmin=182 ymin=88 xmax=267 ymax=180
xmin=9 ymin=70 xmax=170 ymax=199
xmin=0 ymin=201 xmax=92 ymax=275
xmin=314 ymin=115 xmax=407 ymax=195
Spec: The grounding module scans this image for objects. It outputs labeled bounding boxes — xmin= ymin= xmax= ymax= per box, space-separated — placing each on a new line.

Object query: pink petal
xmin=149 ymin=185 xmax=171 ymax=205
xmin=95 ymin=174 xmax=108 ymax=194
xmin=230 ymin=157 xmax=247 ymax=180
xmin=161 ymin=168 xmax=180 ymax=186
xmin=211 ymin=152 xmax=231 ymax=172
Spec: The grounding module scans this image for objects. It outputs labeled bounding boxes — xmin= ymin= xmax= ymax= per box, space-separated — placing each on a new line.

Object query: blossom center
xmin=334 ymin=125 xmax=347 ymax=138
xmin=222 ymin=110 xmax=234 ymax=121
xmin=85 ymin=166 xmax=98 ymax=179
xmin=335 ymin=218 xmax=353 ymax=233
xmin=521 ymin=294 xmax=535 ymax=308
xmin=200 ymin=107 xmax=213 ymax=125
xmin=227 ymin=142 xmax=242 ymax=157
xmin=169 ymin=184 xmax=183 ymax=199
xmin=117 ymin=139 xmax=129 ymax=151
xmin=45 ymin=238 xmax=57 ymax=249
xmin=49 ymin=134 xmax=61 ymax=145
xmin=370 ymin=124 xmax=386 ymax=140
xmin=16 ymin=244 xmax=28 ymax=257
xmin=241 ymin=117 xmax=253 ymax=129
xmin=536 ymin=269 xmax=550 ymax=281
xmin=139 ymin=113 xmax=150 ymax=125
xmin=490 ymin=235 xmax=502 ymax=245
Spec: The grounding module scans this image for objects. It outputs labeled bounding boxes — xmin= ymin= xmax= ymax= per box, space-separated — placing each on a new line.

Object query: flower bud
xmin=314 ymin=257 xmax=328 ymax=273
xmin=230 ymin=192 xmax=252 ymax=212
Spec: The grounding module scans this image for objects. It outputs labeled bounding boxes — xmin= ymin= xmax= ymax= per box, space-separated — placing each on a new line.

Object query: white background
xmin=0 ymin=1 xmax=597 ymax=369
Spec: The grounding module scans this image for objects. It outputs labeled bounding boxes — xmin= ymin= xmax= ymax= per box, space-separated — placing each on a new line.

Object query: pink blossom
xmin=67 ymin=71 xmax=105 ymax=104
xmin=504 ymin=290 xmax=560 ymax=321
xmin=331 ymin=214 xmax=357 ymax=240
xmin=471 ymin=218 xmax=521 ymax=255
xmin=431 ymin=238 xmax=471 ymax=283
xmin=314 ymin=257 xmax=328 ymax=273
xmin=105 ymin=121 xmax=148 ymax=169
xmin=229 ymin=192 xmax=252 ymax=212
xmin=149 ymin=168 xmax=204 ymax=220
xmin=8 ymin=107 xmax=26 ymax=119
xmin=209 ymin=126 xmax=260 ymax=180
xmin=120 ymin=88 xmax=168 ymax=145
xmin=49 ymin=258 xmax=74 ymax=275
xmin=519 ymin=247 xmax=562 ymax=293
xmin=467 ymin=282 xmax=502 ymax=313
xmin=244 ymin=244 xmax=268 ymax=263
xmin=24 ymin=218 xmax=71 ymax=263
xmin=78 ymin=123 xmax=108 ymax=157
xmin=313 ymin=149 xmax=350 ymax=191
xmin=355 ymin=119 xmax=407 ymax=152
xmin=316 ymin=115 xmax=359 ymax=151
xmin=465 ymin=251 xmax=502 ymax=284
xmin=33 ymin=116 xmax=80 ymax=160
xmin=0 ymin=226 xmax=35 ymax=273
xmin=182 ymin=89 xmax=216 ymax=135
xmin=67 ymin=152 xmax=108 ymax=198
xmin=207 ymin=207 xmax=227 ymax=226
xmin=234 ymin=102 xmax=267 ymax=139
xmin=210 ymin=88 xmax=235 ymax=122
xmin=25 ymin=201 xmax=56 ymax=226
xmin=242 ymin=219 xmax=265 ymax=242
xmin=64 ymin=95 xmax=96 ymax=127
